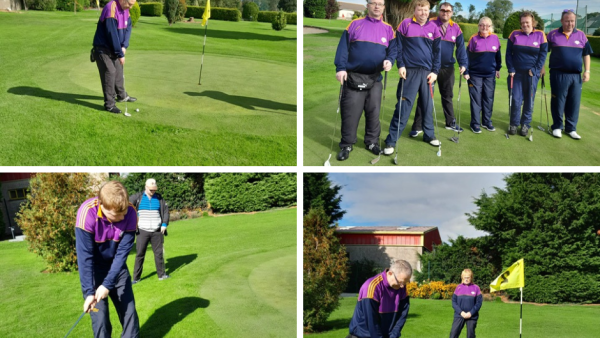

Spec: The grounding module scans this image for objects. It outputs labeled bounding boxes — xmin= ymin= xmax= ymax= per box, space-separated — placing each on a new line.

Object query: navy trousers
xmin=339 ymin=81 xmax=383 ymax=148
xmin=468 ymin=76 xmax=496 ymax=129
xmin=509 ymin=72 xmax=539 ymax=128
xmin=550 ymin=71 xmax=582 ymax=133
xmin=385 ymin=68 xmax=435 ymax=147
xmin=90 ymin=267 xmax=140 ymax=338
xmin=412 ymin=66 xmax=456 ymax=130
xmin=449 ymin=317 xmax=477 ymax=338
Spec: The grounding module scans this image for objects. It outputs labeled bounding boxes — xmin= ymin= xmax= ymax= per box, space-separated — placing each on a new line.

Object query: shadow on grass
xmin=185 ymin=91 xmax=297 ymax=114
xmin=140 ymin=253 xmax=198 ymax=281
xmin=168 ymin=27 xmax=296 ymax=42
xmin=140 ymin=296 xmax=210 ymax=338
xmin=7 ymin=86 xmax=104 ymax=111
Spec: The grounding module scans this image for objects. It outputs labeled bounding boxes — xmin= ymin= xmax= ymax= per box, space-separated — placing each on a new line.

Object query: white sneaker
xmin=552 ymin=129 xmax=562 ymax=138
xmin=568 ymin=131 xmax=581 ymax=140
xmin=383 ymin=146 xmax=394 ymax=155
xmin=429 ymin=139 xmax=441 ymax=146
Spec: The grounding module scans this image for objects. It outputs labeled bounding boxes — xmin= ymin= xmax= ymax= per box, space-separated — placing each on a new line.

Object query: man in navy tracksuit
xmin=347 ymin=260 xmax=412 ymax=338
xmin=93 ymin=0 xmax=137 ymax=114
xmin=334 ymin=1 xmax=397 ymax=161
xmin=409 ymin=2 xmax=467 ymax=137
xmin=383 ymin=0 xmax=442 ymax=156
xmin=505 ymin=12 xmax=548 ymax=136
xmin=75 ymin=181 xmax=140 ymax=337
xmin=449 ymin=269 xmax=482 ymax=338
xmin=546 ymin=10 xmax=593 ymax=140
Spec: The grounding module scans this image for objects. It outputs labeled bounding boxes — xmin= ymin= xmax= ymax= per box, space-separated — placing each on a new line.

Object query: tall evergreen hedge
xmin=185 ymin=6 xmax=241 ymax=21
xmin=458 ymin=23 xmax=478 ymax=41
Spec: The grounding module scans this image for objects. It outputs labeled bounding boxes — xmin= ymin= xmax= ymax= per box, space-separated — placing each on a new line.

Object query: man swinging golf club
xmin=92 ymin=0 xmax=138 ymax=114
xmin=75 ymin=181 xmax=140 ymax=337
xmin=333 ymin=0 xmax=396 ymax=161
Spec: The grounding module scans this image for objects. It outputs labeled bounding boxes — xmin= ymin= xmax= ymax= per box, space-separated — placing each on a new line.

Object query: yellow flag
xmin=96 ymin=0 xmax=99 ymax=8
xmin=490 ymin=258 xmax=525 ymax=292
xmin=202 ymin=0 xmax=211 ymax=26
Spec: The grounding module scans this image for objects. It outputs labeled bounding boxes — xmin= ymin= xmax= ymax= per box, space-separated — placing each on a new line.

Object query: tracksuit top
xmin=349 ymin=270 xmax=410 ymax=338
xmin=506 ymin=29 xmax=548 ymax=75
xmin=547 ymin=27 xmax=593 ymax=74
xmin=464 ymin=33 xmax=502 ymax=78
xmin=93 ymin=0 xmax=132 ymax=58
xmin=396 ymin=17 xmax=442 ymax=74
xmin=334 ymin=16 xmax=397 ymax=76
xmin=75 ymin=197 xmax=138 ymax=298
xmin=432 ymin=18 xmax=468 ymax=69
xmin=451 ymin=283 xmax=483 ymax=320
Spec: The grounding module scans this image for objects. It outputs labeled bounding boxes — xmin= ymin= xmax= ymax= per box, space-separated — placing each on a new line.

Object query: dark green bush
xmin=502 ymin=10 xmax=544 ymax=39
xmin=130 ymin=2 xmax=141 ymax=26
xmin=140 ymin=2 xmax=163 ymax=16
xmin=56 ymin=0 xmax=89 ymax=11
xmin=26 ymin=0 xmax=57 ymax=11
xmin=99 ymin=0 xmax=110 ymax=6
xmin=242 ymin=1 xmax=259 ymax=21
xmin=164 ymin=0 xmax=185 ymax=25
xmin=431 ymin=292 xmax=442 ymax=300
xmin=257 ymin=11 xmax=278 ymax=23
xmin=272 ymin=10 xmax=286 ymax=31
xmin=594 ymin=28 xmax=600 ymax=37
xmin=118 ymin=173 xmax=205 ymax=211
xmin=588 ymin=36 xmax=600 ymax=57
xmin=458 ymin=23 xmax=479 ymax=42
xmin=345 ymin=258 xmax=383 ymax=293
xmin=304 ymin=0 xmax=325 ymax=19
xmin=185 ymin=6 xmax=241 ymax=21
xmin=204 ymin=173 xmax=296 ymax=213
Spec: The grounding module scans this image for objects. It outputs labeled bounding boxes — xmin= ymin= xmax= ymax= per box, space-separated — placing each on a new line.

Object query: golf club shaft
xmin=373 ymin=72 xmax=388 ymax=163
xmin=394 ymin=78 xmax=404 ymax=158
xmin=63 ymin=312 xmax=86 ymax=338
xmin=327 ymin=83 xmax=344 ymax=160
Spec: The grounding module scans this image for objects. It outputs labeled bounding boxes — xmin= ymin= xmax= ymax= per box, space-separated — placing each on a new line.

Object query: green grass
xmin=303 ymin=18 xmax=600 ymax=166
xmin=0 ymin=208 xmax=296 ymax=337
xmin=305 ymin=296 xmax=600 ymax=337
xmin=0 ymin=11 xmax=296 ymax=165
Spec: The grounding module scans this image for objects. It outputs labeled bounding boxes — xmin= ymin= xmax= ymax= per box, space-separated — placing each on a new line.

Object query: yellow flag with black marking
xmin=490 ymin=258 xmax=525 ymax=292
xmin=202 ymin=0 xmax=211 ymax=26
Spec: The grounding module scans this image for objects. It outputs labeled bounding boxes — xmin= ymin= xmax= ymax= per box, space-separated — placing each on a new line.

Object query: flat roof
xmin=336 ymin=226 xmax=438 ymax=234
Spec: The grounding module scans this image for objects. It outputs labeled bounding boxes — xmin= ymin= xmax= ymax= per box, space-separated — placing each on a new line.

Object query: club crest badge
xmin=533 ymin=41 xmax=538 ymax=46
xmin=428 ymin=32 xmax=433 ymax=38
xmin=575 ymin=40 xmax=580 ymax=45
xmin=382 ymin=37 xmax=387 ymax=43
xmin=452 ymin=36 xmax=456 ymax=41
xmin=492 ymin=45 xmax=497 ymax=50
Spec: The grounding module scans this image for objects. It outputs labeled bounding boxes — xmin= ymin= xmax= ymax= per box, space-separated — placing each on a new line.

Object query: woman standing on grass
xmin=449 ymin=269 xmax=483 ymax=338
xmin=464 ymin=17 xmax=502 ymax=134
xmin=505 ymin=11 xmax=548 ymax=137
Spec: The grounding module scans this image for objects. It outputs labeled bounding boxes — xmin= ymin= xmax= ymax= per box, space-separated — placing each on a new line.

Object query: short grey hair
xmin=390 ymin=259 xmax=413 ymax=277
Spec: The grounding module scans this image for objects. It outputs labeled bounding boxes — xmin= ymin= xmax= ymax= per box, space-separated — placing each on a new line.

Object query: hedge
xmin=458 ymin=23 xmax=478 ymax=42
xmin=204 ymin=173 xmax=296 ymax=213
xmin=588 ymin=36 xmax=600 ymax=57
xmin=257 ymin=11 xmax=296 ymax=25
xmin=185 ymin=6 xmax=241 ymax=22
xmin=286 ymin=12 xmax=296 ymax=25
xmin=140 ymin=2 xmax=163 ymax=16
xmin=407 ymin=281 xmax=458 ymax=300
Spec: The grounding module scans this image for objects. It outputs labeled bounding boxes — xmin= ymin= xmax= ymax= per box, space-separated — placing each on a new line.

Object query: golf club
xmin=63 ymin=308 xmax=98 ymax=338
xmin=450 ymin=75 xmax=463 ymax=144
xmin=528 ymin=76 xmax=534 ymax=142
xmin=324 ymin=83 xmax=344 ymax=166
xmin=429 ymin=82 xmax=441 ymax=157
xmin=123 ymin=65 xmax=131 ymax=117
xmin=537 ymin=74 xmax=545 ymax=131
xmin=505 ymin=75 xmax=513 ymax=139
xmin=371 ymin=71 xmax=388 ymax=165
xmin=393 ymin=78 xmax=405 ymax=165
xmin=542 ymin=74 xmax=551 ymax=134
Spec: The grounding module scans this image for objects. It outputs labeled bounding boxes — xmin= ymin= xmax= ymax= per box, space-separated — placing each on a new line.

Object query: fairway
xmin=0 ymin=208 xmax=296 ymax=337
xmin=303 ymin=18 xmax=600 ymax=166
xmin=306 ymin=295 xmax=600 ymax=338
xmin=0 ymin=11 xmax=296 ymax=166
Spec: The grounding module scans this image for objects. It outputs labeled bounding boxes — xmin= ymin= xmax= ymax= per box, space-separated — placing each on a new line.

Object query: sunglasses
xmin=563 ymin=9 xmax=575 ymax=13
xmin=439 ymin=9 xmax=452 ymax=13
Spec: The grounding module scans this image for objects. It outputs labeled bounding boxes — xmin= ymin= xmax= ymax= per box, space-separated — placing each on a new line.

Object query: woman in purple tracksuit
xmin=449 ymin=269 xmax=483 ymax=338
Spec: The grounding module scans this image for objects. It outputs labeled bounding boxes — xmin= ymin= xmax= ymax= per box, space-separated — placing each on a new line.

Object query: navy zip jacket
xmin=452 ymin=283 xmax=483 ymax=320
xmin=505 ymin=29 xmax=548 ymax=75
xmin=396 ymin=17 xmax=442 ymax=74
xmin=92 ymin=0 xmax=132 ymax=58
xmin=432 ymin=17 xmax=468 ymax=69
xmin=464 ymin=33 xmax=502 ymax=77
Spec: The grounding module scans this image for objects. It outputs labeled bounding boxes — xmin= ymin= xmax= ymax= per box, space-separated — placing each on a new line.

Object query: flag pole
xmin=198 ymin=22 xmax=208 ymax=85
xmin=520 ymin=287 xmax=523 ymax=338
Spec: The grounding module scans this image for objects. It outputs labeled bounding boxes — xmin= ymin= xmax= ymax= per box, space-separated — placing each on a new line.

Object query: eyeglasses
xmin=368 ymin=2 xmax=384 ymax=7
xmin=479 ymin=24 xmax=491 ymax=27
xmin=563 ymin=9 xmax=575 ymax=13
xmin=439 ymin=9 xmax=452 ymax=13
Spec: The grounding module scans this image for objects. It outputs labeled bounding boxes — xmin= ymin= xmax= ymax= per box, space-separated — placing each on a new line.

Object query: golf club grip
xmin=510 ymin=75 xmax=513 ymax=88
xmin=429 ymin=82 xmax=433 ymax=98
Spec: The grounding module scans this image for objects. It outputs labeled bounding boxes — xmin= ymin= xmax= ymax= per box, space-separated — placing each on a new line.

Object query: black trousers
xmin=449 ymin=317 xmax=478 ymax=338
xmin=411 ymin=66 xmax=456 ymax=131
xmin=339 ymin=81 xmax=383 ymax=148
xmin=133 ymin=229 xmax=166 ymax=280
xmin=90 ymin=268 xmax=140 ymax=338
xmin=94 ymin=48 xmax=127 ymax=109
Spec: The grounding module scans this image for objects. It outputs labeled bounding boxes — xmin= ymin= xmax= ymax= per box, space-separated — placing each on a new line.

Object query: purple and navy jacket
xmin=349 ymin=270 xmax=410 ymax=338
xmin=506 ymin=29 xmax=548 ymax=75
xmin=452 ymin=283 xmax=483 ymax=320
xmin=464 ymin=33 xmax=502 ymax=78
xmin=75 ymin=197 xmax=137 ymax=298
xmin=396 ymin=17 xmax=442 ymax=74
xmin=431 ymin=17 xmax=468 ymax=69
xmin=547 ymin=27 xmax=593 ymax=74
xmin=334 ymin=16 xmax=397 ymax=77
xmin=92 ymin=0 xmax=132 ymax=58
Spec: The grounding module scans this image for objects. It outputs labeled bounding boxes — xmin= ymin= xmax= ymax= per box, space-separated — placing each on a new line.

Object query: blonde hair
xmin=414 ymin=0 xmax=430 ymax=10
xmin=461 ymin=269 xmax=474 ymax=281
xmin=98 ymin=181 xmax=129 ymax=213
xmin=479 ymin=17 xmax=494 ymax=33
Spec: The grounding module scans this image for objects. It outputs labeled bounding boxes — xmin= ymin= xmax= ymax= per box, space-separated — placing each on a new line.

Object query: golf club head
xmin=505 ymin=133 xmax=510 ymax=139
xmin=529 ymin=135 xmax=533 ymax=142
xmin=394 ymin=154 xmax=398 ymax=165
xmin=437 ymin=146 xmax=441 ymax=157
xmin=450 ymin=136 xmax=459 ymax=144
xmin=124 ymin=112 xmax=131 ymax=117
xmin=537 ymin=126 xmax=544 ymax=131
xmin=370 ymin=155 xmax=381 ymax=165
xmin=324 ymin=154 xmax=331 ymax=167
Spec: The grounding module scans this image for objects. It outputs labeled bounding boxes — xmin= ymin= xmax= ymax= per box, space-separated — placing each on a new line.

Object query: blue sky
xmin=328 ymin=173 xmax=508 ymax=242
xmin=338 ymin=0 xmax=599 ymax=18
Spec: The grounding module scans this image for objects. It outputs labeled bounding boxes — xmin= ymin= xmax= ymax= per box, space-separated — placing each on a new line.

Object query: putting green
xmin=201 ymin=247 xmax=296 ymax=337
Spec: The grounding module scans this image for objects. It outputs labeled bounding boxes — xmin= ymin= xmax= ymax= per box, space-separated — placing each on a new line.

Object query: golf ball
xmin=135 ymin=109 xmax=139 ymax=112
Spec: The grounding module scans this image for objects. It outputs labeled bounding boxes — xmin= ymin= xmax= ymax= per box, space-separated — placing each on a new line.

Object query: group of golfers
xmin=75 ymin=179 xmax=170 ymax=337
xmin=334 ymin=0 xmax=593 ymax=162
xmin=347 ymin=260 xmax=482 ymax=338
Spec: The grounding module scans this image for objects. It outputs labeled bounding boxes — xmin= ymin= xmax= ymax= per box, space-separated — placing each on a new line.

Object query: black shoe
xmin=132 ymin=279 xmax=141 ymax=284
xmin=337 ymin=146 xmax=353 ymax=161
xmin=118 ymin=96 xmax=137 ymax=102
xmin=520 ymin=125 xmax=529 ymax=136
xmin=106 ymin=106 xmax=122 ymax=114
xmin=366 ymin=143 xmax=381 ymax=155
xmin=508 ymin=125 xmax=517 ymax=135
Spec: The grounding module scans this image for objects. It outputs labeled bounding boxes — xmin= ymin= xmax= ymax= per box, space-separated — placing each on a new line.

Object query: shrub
xmin=278 ymin=0 xmax=295 ymax=12
xmin=130 ymin=2 xmax=141 ymax=27
xmin=26 ymin=0 xmax=57 ymax=11
xmin=286 ymin=12 xmax=296 ymax=25
xmin=56 ymin=0 xmax=89 ymax=11
xmin=272 ymin=10 xmax=286 ymax=31
xmin=346 ymin=258 xmax=384 ymax=293
xmin=16 ymin=173 xmax=97 ymax=273
xmin=431 ymin=292 xmax=441 ymax=299
xmin=407 ymin=281 xmax=458 ymax=300
xmin=140 ymin=2 xmax=162 ymax=16
xmin=177 ymin=0 xmax=187 ymax=21
xmin=204 ymin=173 xmax=296 ymax=213
xmin=242 ymin=1 xmax=259 ymax=21
xmin=185 ymin=6 xmax=241 ymax=21
xmin=118 ymin=173 xmax=205 ymax=211
xmin=594 ymin=28 xmax=600 ymax=37
xmin=458 ymin=23 xmax=478 ymax=42
xmin=257 ymin=10 xmax=278 ymax=23
xmin=352 ymin=14 xmax=358 ymax=20
xmin=588 ymin=36 xmax=600 ymax=57
xmin=164 ymin=0 xmax=186 ymax=25
xmin=304 ymin=0 xmax=326 ymax=19
xmin=502 ymin=10 xmax=544 ymax=39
